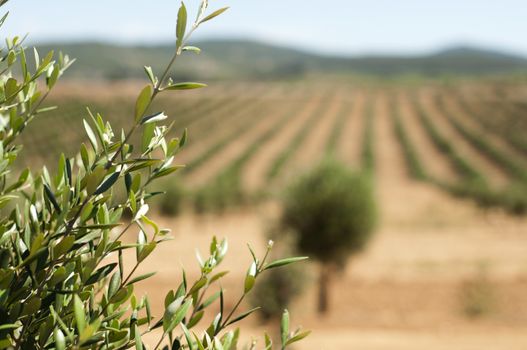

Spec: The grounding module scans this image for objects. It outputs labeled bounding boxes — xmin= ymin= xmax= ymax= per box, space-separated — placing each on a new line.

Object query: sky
xmin=3 ymin=0 xmax=527 ymax=56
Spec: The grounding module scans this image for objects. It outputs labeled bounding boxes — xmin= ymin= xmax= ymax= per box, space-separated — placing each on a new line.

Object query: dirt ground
xmin=132 ymin=181 xmax=527 ymax=349
xmin=133 ymin=200 xmax=527 ymax=349
xmin=48 ymin=81 xmax=527 ymax=348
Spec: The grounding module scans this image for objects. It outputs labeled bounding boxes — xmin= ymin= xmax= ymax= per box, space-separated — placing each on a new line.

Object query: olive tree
xmin=281 ymin=159 xmax=377 ymax=314
xmin=0 ymin=1 xmax=308 ymax=349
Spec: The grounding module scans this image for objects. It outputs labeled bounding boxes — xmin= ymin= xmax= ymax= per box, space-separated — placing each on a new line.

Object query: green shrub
xmin=391 ymin=101 xmax=427 ymax=181
xmin=0 ymin=2 xmax=309 ymax=349
xmin=249 ymin=236 xmax=307 ymax=323
xmin=250 ymin=265 xmax=306 ymax=321
xmin=159 ymin=178 xmax=185 ymax=216
xmin=282 ymin=159 xmax=377 ymax=313
xmin=501 ymin=182 xmax=527 ymax=215
xmin=436 ymin=95 xmax=527 ymax=184
xmin=361 ymin=99 xmax=376 ymax=173
xmin=192 ymin=175 xmax=244 ymax=214
xmin=250 ymin=262 xmax=307 ymax=322
xmin=460 ymin=267 xmax=495 ymax=319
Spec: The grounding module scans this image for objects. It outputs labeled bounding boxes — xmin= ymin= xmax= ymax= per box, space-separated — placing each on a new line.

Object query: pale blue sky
xmin=3 ymin=0 xmax=527 ymax=56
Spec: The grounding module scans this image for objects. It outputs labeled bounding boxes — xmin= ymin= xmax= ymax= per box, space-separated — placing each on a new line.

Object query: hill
xmin=34 ymin=40 xmax=527 ymax=80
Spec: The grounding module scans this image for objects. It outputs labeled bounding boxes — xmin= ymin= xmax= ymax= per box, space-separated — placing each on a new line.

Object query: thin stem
xmin=219 ymin=293 xmax=246 ymax=331
xmin=153 ymin=332 xmax=166 ymax=350
xmin=96 ymin=260 xmax=140 ymax=319
xmin=4 ymin=89 xmax=51 ymax=147
xmin=188 ymin=283 xmax=210 ymax=320
xmin=122 ymin=262 xmax=140 ymax=286
xmin=154 ymin=52 xmax=178 ymax=93
xmin=105 ymin=124 xmax=138 ymax=169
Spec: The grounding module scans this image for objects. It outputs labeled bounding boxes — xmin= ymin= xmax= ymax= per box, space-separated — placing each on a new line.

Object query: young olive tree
xmin=281 ymin=159 xmax=377 ymax=314
xmin=0 ymin=1 xmax=308 ymax=349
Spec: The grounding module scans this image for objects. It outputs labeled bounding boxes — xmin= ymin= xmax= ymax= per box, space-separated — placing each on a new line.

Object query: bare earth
xmin=67 ymin=82 xmax=527 ymax=349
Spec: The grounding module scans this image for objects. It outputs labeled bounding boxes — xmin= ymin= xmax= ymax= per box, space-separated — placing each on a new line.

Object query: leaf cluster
xmin=0 ymin=2 xmax=309 ymax=349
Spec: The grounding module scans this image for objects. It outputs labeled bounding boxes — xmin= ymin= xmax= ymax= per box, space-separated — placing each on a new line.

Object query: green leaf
xmin=225 ymin=307 xmax=260 ymax=326
xmin=0 ymin=12 xmax=9 ymax=29
xmin=80 ymin=202 xmax=94 ymax=222
xmin=83 ymin=119 xmax=98 ymax=152
xmin=187 ymin=277 xmax=207 ymax=295
xmin=199 ymin=7 xmax=229 ymax=24
xmin=86 ymin=263 xmax=117 ymax=285
xmin=138 ymin=241 xmax=156 ymax=262
xmin=141 ymin=123 xmax=156 ymax=153
xmin=280 ymin=309 xmax=289 ymax=345
xmin=80 ymin=143 xmax=91 ymax=169
xmin=181 ymin=323 xmax=195 ymax=350
xmin=182 ymin=46 xmax=201 ymax=54
xmin=140 ymin=111 xmax=168 ymax=125
xmin=199 ymin=291 xmax=221 ymax=311
xmin=136 ymin=230 xmax=147 ymax=261
xmin=176 ymin=297 xmax=193 ymax=322
xmin=187 ymin=310 xmax=204 ymax=329
xmin=47 ymin=64 xmax=60 ymax=89
xmin=143 ymin=65 xmax=156 ymax=85
xmin=0 ymin=195 xmax=17 ymax=210
xmin=163 ymin=296 xmax=183 ymax=332
xmin=134 ymin=323 xmax=143 ymax=350
xmin=53 ymin=235 xmax=75 ymax=258
xmin=263 ymin=256 xmax=308 ymax=270
xmin=285 ymin=330 xmax=311 ymax=346
xmin=210 ymin=271 xmax=229 ymax=283
xmin=165 ymin=298 xmax=193 ymax=333
xmin=179 ymin=128 xmax=188 ymax=148
xmin=176 ymin=2 xmax=188 ymax=48
xmin=74 ymin=295 xmax=85 ymax=333
xmin=264 ymin=333 xmax=272 ymax=350
xmin=5 ymin=77 xmax=18 ymax=99
xmin=152 ymin=165 xmax=184 ymax=180
xmin=135 ymin=85 xmax=153 ymax=121
xmin=125 ymin=271 xmax=156 ymax=286
xmin=44 ymin=184 xmax=61 ymax=213
xmin=165 ymin=82 xmax=207 ymax=90
xmin=86 ymin=166 xmax=106 ymax=194
xmin=0 ymin=324 xmax=18 ymax=331
xmin=7 ymin=50 xmax=15 ymax=66
xmin=79 ymin=319 xmax=101 ymax=344
xmin=54 ymin=328 xmax=66 ymax=350
xmin=244 ymin=262 xmax=257 ymax=293
xmin=20 ymin=296 xmax=41 ymax=317
xmin=108 ymin=272 xmax=121 ymax=299
xmin=94 ymin=171 xmax=120 ymax=195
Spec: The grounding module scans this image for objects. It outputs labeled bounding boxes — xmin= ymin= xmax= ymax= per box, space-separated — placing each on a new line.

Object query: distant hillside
xmin=34 ymin=40 xmax=527 ymax=80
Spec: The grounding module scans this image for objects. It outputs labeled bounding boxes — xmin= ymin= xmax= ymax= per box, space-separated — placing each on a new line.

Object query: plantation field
xmin=22 ymin=79 xmax=527 ymax=348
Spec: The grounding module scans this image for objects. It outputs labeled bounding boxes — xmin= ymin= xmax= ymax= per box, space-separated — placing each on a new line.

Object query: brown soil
xmin=397 ymin=90 xmax=460 ymax=181
xmin=242 ymin=96 xmax=323 ymax=192
xmin=279 ymin=90 xmax=344 ymax=185
xmin=337 ymin=90 xmax=366 ymax=168
xmin=178 ymin=99 xmax=265 ymax=165
xmin=51 ymin=82 xmax=527 ymax=349
xmin=185 ymin=102 xmax=280 ymax=187
xmin=135 ymin=102 xmax=527 ymax=346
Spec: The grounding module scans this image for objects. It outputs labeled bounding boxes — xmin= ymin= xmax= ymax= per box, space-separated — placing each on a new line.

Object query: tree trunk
xmin=317 ymin=263 xmax=332 ymax=314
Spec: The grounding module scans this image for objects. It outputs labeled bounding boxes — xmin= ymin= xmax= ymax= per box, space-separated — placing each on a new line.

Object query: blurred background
xmin=5 ymin=1 xmax=527 ymax=348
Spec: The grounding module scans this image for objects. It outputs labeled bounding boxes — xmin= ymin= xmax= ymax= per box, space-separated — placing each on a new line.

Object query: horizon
xmin=3 ymin=0 xmax=527 ymax=57
xmin=25 ymin=37 xmax=527 ymax=60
